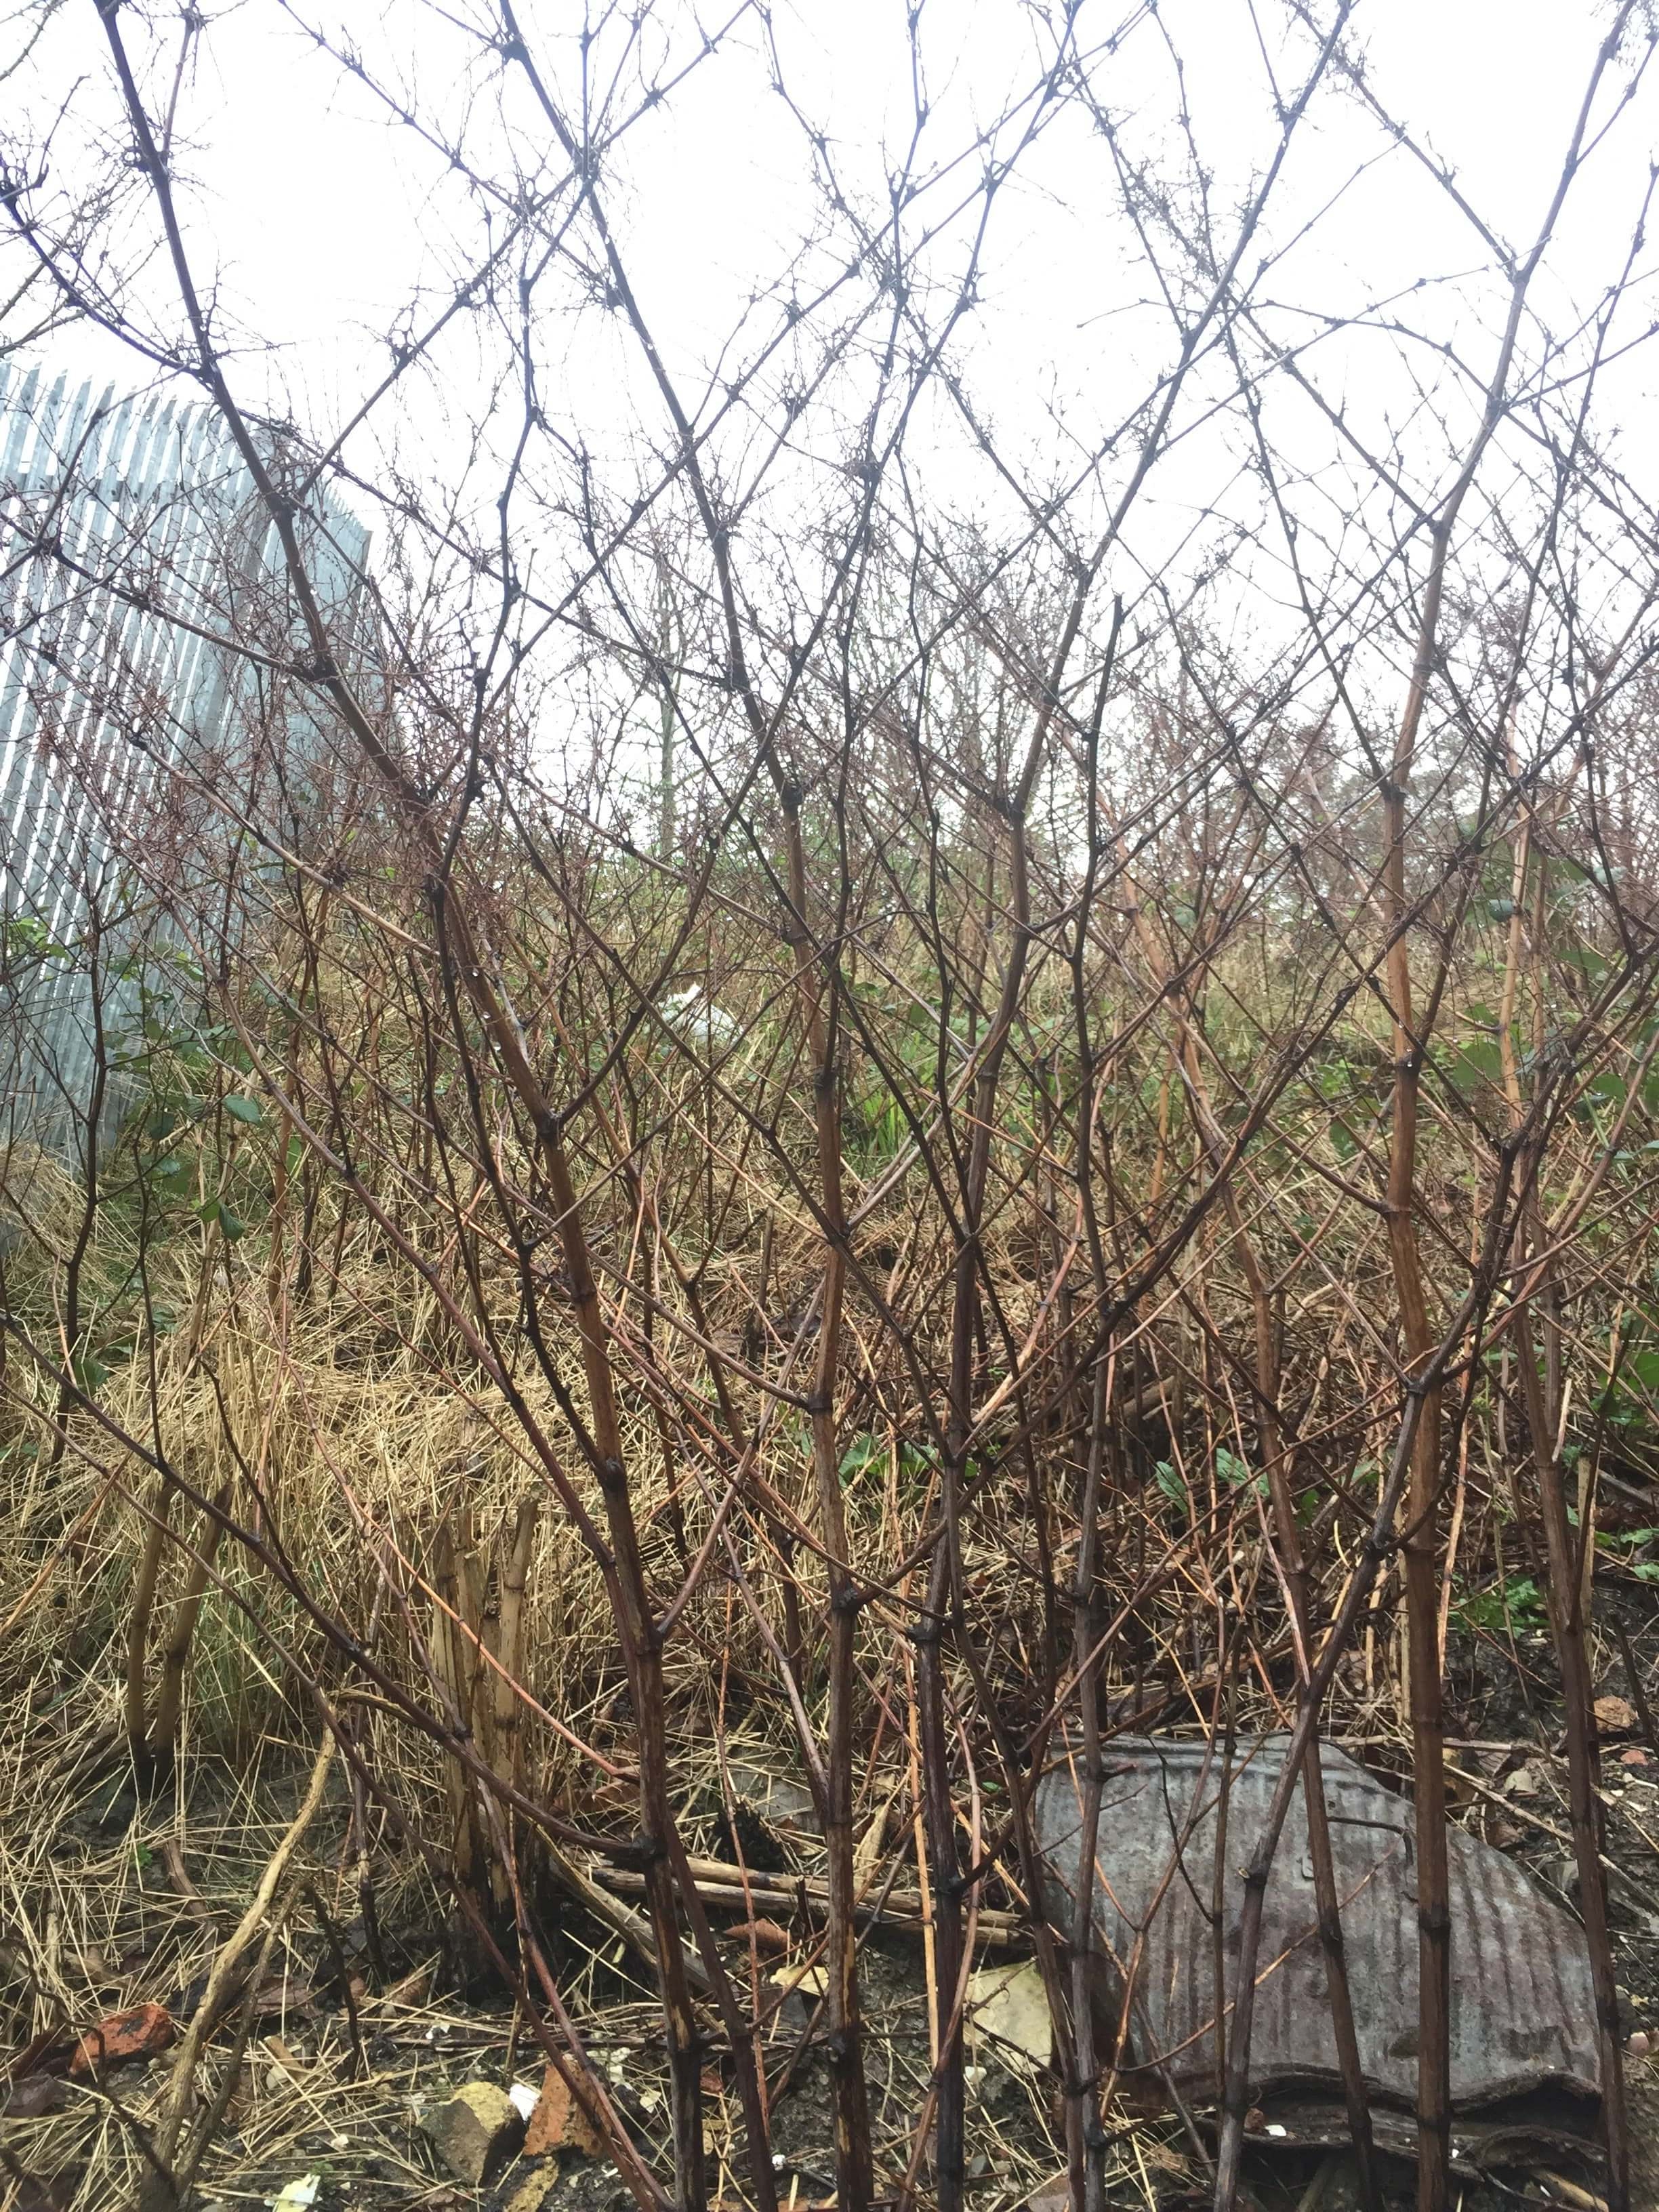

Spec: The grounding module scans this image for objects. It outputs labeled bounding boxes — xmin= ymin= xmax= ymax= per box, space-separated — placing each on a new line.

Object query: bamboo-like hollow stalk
xmin=591 ymin=1858 xmax=1027 ymax=1946
xmin=1212 ymin=1367 xmax=1435 ymax=2211
xmin=1515 ymin=1244 xmax=1629 ymax=2211
xmin=432 ymin=1520 xmax=479 ymax=1902
xmin=48 ymin=909 xmax=108 ymax=1477
xmin=262 ymin=1038 xmax=302 ymax=1319
xmin=1211 ymin=1658 xmax=1237 ymax=2106
xmin=1381 ymin=585 xmax=1456 ymax=2212
xmin=1521 ymin=1026 xmax=1637 ymax=2212
xmin=1066 ymin=1361 xmax=1113 ymax=2212
xmin=148 ymin=1483 xmax=232 ymax=1752
xmin=492 ymin=1494 xmax=539 ymax=1900
xmin=777 ymin=785 xmax=876 ymax=2212
xmin=91 ymin=24 xmax=743 ymax=2177
xmin=1370 ymin=30 xmax=1637 ymax=2198
xmin=125 ymin=1473 xmax=176 ymax=1766
xmin=535 ymin=1133 xmax=710 ymax=2212
xmin=1139 ymin=904 xmax=1380 ymax=2211
xmin=1212 ymin=1098 xmax=1523 ymax=2209
xmin=920 ymin=590 xmax=1092 ymax=2212
xmin=1231 ymin=1174 xmax=1378 ymax=2211
xmin=1257 ymin=1404 xmax=1380 ymax=2212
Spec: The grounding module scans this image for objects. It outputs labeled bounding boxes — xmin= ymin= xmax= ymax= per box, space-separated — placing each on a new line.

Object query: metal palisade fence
xmin=0 ymin=364 xmax=370 ymax=1164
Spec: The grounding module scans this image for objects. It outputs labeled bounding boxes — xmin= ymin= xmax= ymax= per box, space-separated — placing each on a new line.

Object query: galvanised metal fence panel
xmin=0 ymin=365 xmax=371 ymax=1164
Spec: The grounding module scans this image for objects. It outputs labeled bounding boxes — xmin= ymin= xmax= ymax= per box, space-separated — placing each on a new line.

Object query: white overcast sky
xmin=7 ymin=0 xmax=1659 ymax=765
xmin=18 ymin=3 xmax=1657 ymax=449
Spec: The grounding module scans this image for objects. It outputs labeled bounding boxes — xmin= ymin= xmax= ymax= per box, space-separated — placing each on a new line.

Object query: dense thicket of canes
xmin=4 ymin=5 xmax=1659 ymax=2210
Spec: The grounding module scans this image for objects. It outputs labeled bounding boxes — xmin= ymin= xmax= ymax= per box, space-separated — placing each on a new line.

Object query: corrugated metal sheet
xmin=0 ymin=363 xmax=369 ymax=1160
xmin=1035 ymin=1734 xmax=1600 ymax=2148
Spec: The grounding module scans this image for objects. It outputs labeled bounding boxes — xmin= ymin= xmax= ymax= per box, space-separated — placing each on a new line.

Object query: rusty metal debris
xmin=1035 ymin=1734 xmax=1602 ymax=2166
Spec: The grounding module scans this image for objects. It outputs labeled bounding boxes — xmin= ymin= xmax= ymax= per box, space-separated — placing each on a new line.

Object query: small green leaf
xmin=1559 ymin=941 xmax=1608 ymax=978
xmin=224 ymin=1094 xmax=264 ymax=1126
xmin=839 ymin=1433 xmax=883 ymax=1481
xmin=1457 ymin=1574 xmax=1547 ymax=1633
xmin=1154 ymin=1460 xmax=1188 ymax=1509
xmin=1449 ymin=1036 xmax=1502 ymax=1089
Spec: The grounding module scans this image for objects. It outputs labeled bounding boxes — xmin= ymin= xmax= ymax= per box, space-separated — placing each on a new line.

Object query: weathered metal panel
xmin=0 ymin=363 xmax=370 ymax=1159
xmin=1035 ymin=1735 xmax=1599 ymax=2130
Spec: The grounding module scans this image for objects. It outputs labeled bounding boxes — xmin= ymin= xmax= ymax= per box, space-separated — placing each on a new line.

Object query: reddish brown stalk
xmin=1130 ymin=879 xmax=1380 ymax=2209
xmin=1232 ymin=1176 xmax=1378 ymax=2210
xmin=1514 ymin=1232 xmax=1629 ymax=2211
xmin=1368 ymin=32 xmax=1635 ymax=2183
xmin=776 ymin=784 xmax=878 ymax=2209
xmin=480 ymin=17 xmax=885 ymax=2177
xmin=29 ymin=24 xmax=1659 ymax=2212
xmin=1063 ymin=1358 xmax=1115 ymax=2212
xmin=1214 ymin=1166 xmax=1519 ymax=2211
xmin=1380 ymin=665 xmax=1455 ymax=2212
xmin=88 ymin=20 xmax=764 ymax=2199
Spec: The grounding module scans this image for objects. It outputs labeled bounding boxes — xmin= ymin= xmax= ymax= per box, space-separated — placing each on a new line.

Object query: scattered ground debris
xmin=718 ymin=1916 xmax=790 ymax=1957
xmin=523 ymin=2065 xmax=605 ymax=2158
xmin=420 ymin=2078 xmax=527 ymax=2184
xmin=967 ymin=1961 xmax=1052 ymax=2072
xmin=495 ymin=2159 xmax=564 ymax=2212
xmin=1038 ymin=1733 xmax=1605 ymax=2175
xmin=2 ymin=2078 xmax=68 ymax=2120
xmin=590 ymin=1847 xmax=1027 ymax=1950
xmin=66 ymin=1999 xmax=173 ymax=2077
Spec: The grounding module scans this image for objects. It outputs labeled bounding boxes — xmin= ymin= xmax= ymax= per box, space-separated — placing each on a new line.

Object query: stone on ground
xmin=422 ymin=2079 xmax=525 ymax=2186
